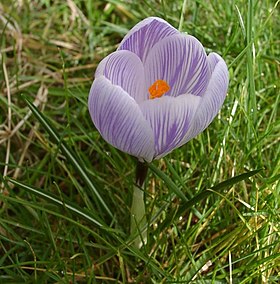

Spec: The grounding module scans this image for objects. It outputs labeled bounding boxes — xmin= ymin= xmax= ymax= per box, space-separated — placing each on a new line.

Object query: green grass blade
xmin=6 ymin=177 xmax=115 ymax=231
xmin=177 ymin=169 xmax=262 ymax=215
xmin=149 ymin=162 xmax=188 ymax=202
xmin=22 ymin=95 xmax=113 ymax=219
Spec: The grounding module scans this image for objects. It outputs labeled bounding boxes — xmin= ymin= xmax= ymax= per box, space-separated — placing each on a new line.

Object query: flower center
xmin=148 ymin=80 xmax=170 ymax=99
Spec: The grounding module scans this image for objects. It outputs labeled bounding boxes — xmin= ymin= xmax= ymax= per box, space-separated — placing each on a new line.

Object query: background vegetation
xmin=0 ymin=0 xmax=279 ymax=283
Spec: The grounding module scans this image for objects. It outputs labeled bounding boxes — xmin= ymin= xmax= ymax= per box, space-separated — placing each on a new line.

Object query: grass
xmin=0 ymin=0 xmax=279 ymax=283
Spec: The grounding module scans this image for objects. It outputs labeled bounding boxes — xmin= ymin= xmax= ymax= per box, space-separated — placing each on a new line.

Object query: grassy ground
xmin=0 ymin=0 xmax=279 ymax=283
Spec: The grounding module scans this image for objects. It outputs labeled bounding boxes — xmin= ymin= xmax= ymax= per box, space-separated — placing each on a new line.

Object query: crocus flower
xmin=88 ymin=17 xmax=229 ymax=163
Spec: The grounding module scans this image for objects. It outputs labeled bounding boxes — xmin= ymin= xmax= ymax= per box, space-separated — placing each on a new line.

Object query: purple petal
xmin=207 ymin=52 xmax=221 ymax=74
xmin=88 ymin=76 xmax=155 ymax=162
xmin=144 ymin=34 xmax=210 ymax=99
xmin=139 ymin=94 xmax=201 ymax=159
xmin=118 ymin=17 xmax=179 ymax=62
xmin=178 ymin=53 xmax=229 ymax=145
xmin=94 ymin=50 xmax=146 ymax=103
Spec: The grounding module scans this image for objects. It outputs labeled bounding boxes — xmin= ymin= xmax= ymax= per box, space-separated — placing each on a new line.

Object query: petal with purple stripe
xmin=139 ymin=94 xmax=201 ymax=159
xmin=88 ymin=76 xmax=155 ymax=162
xmin=177 ymin=53 xmax=229 ymax=146
xmin=95 ymin=50 xmax=146 ymax=103
xmin=144 ymin=34 xmax=210 ymax=99
xmin=207 ymin=52 xmax=221 ymax=74
xmin=118 ymin=17 xmax=179 ymax=62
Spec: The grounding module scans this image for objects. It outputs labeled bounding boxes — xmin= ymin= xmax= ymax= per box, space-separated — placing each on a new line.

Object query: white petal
xmin=178 ymin=54 xmax=229 ymax=145
xmin=139 ymin=94 xmax=201 ymax=159
xmin=88 ymin=76 xmax=155 ymax=162
xmin=118 ymin=17 xmax=179 ymax=62
xmin=207 ymin=52 xmax=221 ymax=74
xmin=144 ymin=34 xmax=210 ymax=99
xmin=94 ymin=50 xmax=146 ymax=103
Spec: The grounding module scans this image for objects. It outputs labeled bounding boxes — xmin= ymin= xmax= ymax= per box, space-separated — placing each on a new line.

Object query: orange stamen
xmin=148 ymin=80 xmax=170 ymax=99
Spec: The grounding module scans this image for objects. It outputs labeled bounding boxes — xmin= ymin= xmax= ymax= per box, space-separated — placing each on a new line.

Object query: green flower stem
xmin=130 ymin=162 xmax=148 ymax=248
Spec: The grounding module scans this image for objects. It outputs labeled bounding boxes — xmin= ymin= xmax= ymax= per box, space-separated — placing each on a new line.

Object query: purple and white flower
xmin=88 ymin=17 xmax=229 ymax=162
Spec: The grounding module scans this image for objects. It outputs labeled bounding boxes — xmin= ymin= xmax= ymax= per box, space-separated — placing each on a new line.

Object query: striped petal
xmin=208 ymin=52 xmax=221 ymax=74
xmin=95 ymin=50 xmax=146 ymax=103
xmin=139 ymin=94 xmax=201 ymax=159
xmin=118 ymin=17 xmax=179 ymax=62
xmin=178 ymin=53 xmax=229 ymax=145
xmin=144 ymin=34 xmax=210 ymax=99
xmin=88 ymin=76 xmax=155 ymax=162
